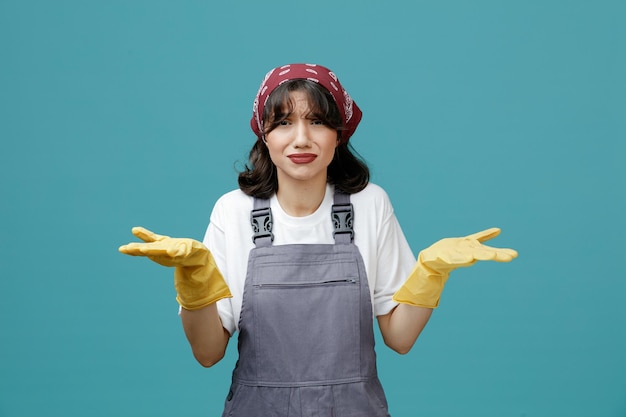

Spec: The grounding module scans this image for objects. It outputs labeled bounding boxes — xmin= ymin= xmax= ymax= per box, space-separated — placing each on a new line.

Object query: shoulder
xmin=348 ymin=183 xmax=398 ymax=238
xmin=210 ymin=189 xmax=254 ymax=227
xmin=350 ymin=183 xmax=394 ymax=215
xmin=214 ymin=188 xmax=254 ymax=207
xmin=352 ymin=182 xmax=390 ymax=200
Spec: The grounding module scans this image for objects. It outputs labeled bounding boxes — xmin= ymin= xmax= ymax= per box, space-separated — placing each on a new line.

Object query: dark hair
xmin=238 ymin=80 xmax=369 ymax=198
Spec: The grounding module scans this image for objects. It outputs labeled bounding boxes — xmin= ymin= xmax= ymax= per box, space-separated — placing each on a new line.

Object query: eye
xmin=311 ymin=119 xmax=326 ymax=126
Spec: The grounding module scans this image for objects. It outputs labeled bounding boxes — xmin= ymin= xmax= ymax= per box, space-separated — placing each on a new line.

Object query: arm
xmin=119 ymin=227 xmax=234 ymax=366
xmin=385 ymin=228 xmax=517 ymax=354
xmin=180 ymin=303 xmax=230 ymax=367
xmin=377 ymin=304 xmax=433 ymax=354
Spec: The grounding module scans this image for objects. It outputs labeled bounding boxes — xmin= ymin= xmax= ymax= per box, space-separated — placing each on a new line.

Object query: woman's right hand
xmin=119 ymin=227 xmax=232 ymax=310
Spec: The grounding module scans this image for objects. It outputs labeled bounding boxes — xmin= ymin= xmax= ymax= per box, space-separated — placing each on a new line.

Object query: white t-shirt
xmin=204 ymin=183 xmax=416 ymax=335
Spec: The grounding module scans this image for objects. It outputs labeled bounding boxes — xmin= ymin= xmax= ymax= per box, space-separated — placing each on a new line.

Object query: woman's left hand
xmin=393 ymin=227 xmax=518 ymax=308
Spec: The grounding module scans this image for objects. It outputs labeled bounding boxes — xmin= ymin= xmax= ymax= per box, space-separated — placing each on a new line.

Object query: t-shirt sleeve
xmin=203 ymin=201 xmax=237 ymax=336
xmin=371 ymin=192 xmax=416 ymax=317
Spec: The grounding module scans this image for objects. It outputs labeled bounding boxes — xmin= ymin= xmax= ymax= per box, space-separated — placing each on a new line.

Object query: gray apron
xmin=221 ymin=191 xmax=391 ymax=417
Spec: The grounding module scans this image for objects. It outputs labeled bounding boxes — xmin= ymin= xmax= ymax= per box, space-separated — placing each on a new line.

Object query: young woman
xmin=120 ymin=63 xmax=517 ymax=416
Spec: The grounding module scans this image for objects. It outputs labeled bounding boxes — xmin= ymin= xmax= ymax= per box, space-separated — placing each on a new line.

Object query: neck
xmin=276 ymin=176 xmax=328 ymax=217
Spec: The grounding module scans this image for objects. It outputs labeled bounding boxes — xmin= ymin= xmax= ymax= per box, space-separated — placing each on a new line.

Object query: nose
xmin=292 ymin=119 xmax=312 ymax=147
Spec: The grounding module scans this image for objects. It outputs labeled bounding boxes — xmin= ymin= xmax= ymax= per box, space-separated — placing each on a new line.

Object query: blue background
xmin=1 ymin=1 xmax=625 ymax=416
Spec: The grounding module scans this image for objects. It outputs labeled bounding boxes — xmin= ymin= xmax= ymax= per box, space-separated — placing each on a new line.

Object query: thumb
xmin=131 ymin=226 xmax=170 ymax=243
xmin=464 ymin=227 xmax=501 ymax=243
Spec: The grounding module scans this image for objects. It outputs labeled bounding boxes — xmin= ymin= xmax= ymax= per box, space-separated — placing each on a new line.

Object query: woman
xmin=120 ymin=63 xmax=517 ymax=416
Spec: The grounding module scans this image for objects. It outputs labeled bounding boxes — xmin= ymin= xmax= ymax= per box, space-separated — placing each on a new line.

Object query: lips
xmin=287 ymin=153 xmax=317 ymax=164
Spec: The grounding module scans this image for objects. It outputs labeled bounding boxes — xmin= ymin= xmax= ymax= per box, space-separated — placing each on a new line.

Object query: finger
xmin=119 ymin=241 xmax=171 ymax=256
xmin=493 ymin=248 xmax=518 ymax=262
xmin=131 ymin=226 xmax=168 ymax=243
xmin=465 ymin=228 xmax=501 ymax=243
xmin=471 ymin=248 xmax=499 ymax=261
xmin=119 ymin=245 xmax=174 ymax=268
xmin=436 ymin=252 xmax=478 ymax=267
xmin=477 ymin=244 xmax=518 ymax=262
xmin=439 ymin=246 xmax=491 ymax=264
xmin=459 ymin=240 xmax=498 ymax=262
xmin=147 ymin=240 xmax=196 ymax=260
xmin=465 ymin=243 xmax=499 ymax=261
xmin=118 ymin=242 xmax=147 ymax=256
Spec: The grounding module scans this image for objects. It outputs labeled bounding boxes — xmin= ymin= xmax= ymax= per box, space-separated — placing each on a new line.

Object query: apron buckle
xmin=331 ymin=203 xmax=354 ymax=242
xmin=251 ymin=207 xmax=274 ymax=244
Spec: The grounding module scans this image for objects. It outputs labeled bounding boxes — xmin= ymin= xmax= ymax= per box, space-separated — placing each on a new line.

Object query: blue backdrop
xmin=1 ymin=1 xmax=624 ymax=416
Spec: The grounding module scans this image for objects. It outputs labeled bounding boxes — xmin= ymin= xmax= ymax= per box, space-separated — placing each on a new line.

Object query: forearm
xmin=180 ymin=303 xmax=230 ymax=367
xmin=377 ymin=304 xmax=433 ymax=354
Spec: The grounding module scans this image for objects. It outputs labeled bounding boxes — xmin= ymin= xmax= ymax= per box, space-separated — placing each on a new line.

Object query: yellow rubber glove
xmin=393 ymin=228 xmax=518 ymax=308
xmin=119 ymin=226 xmax=232 ymax=310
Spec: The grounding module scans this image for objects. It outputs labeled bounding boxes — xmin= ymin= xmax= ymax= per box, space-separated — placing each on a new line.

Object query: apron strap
xmin=251 ymin=198 xmax=273 ymax=247
xmin=251 ymin=190 xmax=354 ymax=247
xmin=332 ymin=190 xmax=354 ymax=244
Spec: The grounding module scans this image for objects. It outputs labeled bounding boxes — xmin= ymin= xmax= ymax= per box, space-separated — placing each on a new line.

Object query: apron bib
xmin=222 ymin=191 xmax=391 ymax=417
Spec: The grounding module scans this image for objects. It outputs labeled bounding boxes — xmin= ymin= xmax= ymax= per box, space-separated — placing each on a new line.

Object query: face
xmin=265 ymin=90 xmax=339 ymax=187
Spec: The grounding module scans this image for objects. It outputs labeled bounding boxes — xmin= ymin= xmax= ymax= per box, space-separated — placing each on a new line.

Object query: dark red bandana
xmin=250 ymin=63 xmax=362 ymax=143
